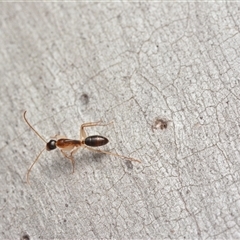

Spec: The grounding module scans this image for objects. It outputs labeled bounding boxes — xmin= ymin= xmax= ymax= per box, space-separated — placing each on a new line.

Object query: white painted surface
xmin=1 ymin=3 xmax=240 ymax=239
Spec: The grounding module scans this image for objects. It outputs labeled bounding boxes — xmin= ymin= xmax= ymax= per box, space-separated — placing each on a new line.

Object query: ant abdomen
xmin=85 ymin=135 xmax=109 ymax=147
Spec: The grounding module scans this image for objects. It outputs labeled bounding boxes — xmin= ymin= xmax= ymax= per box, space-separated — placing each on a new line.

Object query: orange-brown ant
xmin=23 ymin=111 xmax=141 ymax=183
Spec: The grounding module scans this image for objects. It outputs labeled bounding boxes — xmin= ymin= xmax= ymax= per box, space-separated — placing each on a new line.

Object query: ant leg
xmin=26 ymin=147 xmax=46 ymax=184
xmin=80 ymin=121 xmax=101 ymax=141
xmin=84 ymin=146 xmax=141 ymax=163
xmin=80 ymin=121 xmax=113 ymax=141
xmin=50 ymin=134 xmax=67 ymax=140
xmin=61 ymin=149 xmax=78 ymax=173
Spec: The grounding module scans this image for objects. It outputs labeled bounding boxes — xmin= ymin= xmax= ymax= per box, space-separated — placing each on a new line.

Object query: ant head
xmin=46 ymin=140 xmax=57 ymax=151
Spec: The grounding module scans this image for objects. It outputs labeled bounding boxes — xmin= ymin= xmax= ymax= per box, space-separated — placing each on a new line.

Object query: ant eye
xmin=46 ymin=140 xmax=56 ymax=151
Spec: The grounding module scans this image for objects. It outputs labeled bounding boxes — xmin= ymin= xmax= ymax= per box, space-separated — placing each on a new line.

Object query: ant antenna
xmin=26 ymin=147 xmax=45 ymax=184
xmin=23 ymin=111 xmax=48 ymax=183
xmin=23 ymin=111 xmax=47 ymax=143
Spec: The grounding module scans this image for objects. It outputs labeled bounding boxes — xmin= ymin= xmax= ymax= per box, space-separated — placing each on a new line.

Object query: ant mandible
xmin=23 ymin=111 xmax=141 ymax=183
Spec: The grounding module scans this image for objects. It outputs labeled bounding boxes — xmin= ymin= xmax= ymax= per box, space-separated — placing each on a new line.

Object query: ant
xmin=23 ymin=111 xmax=141 ymax=183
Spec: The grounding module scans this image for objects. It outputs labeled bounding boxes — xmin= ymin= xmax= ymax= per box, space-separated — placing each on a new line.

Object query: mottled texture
xmin=1 ymin=3 xmax=240 ymax=239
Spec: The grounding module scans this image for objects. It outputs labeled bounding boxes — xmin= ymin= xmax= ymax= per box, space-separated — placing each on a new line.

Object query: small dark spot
xmin=125 ymin=160 xmax=133 ymax=170
xmin=65 ymin=203 xmax=68 ymax=207
xmin=152 ymin=118 xmax=169 ymax=131
xmin=80 ymin=93 xmax=89 ymax=105
xmin=3 ymin=198 xmax=6 ymax=203
xmin=63 ymin=219 xmax=67 ymax=223
xmin=117 ymin=14 xmax=122 ymax=21
xmin=91 ymin=153 xmax=104 ymax=162
xmin=5 ymin=141 xmax=8 ymax=145
xmin=20 ymin=233 xmax=30 ymax=240
xmin=200 ymin=116 xmax=203 ymax=119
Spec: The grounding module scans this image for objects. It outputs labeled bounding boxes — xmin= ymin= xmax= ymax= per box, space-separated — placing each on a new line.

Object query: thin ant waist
xmin=56 ymin=139 xmax=82 ymax=148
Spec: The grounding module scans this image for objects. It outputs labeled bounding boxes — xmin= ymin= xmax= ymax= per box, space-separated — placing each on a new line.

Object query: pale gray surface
xmin=0 ymin=2 xmax=240 ymax=240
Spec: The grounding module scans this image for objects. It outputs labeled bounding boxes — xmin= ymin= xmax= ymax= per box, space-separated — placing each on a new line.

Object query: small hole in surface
xmin=20 ymin=233 xmax=30 ymax=240
xmin=80 ymin=93 xmax=89 ymax=105
xmin=125 ymin=160 xmax=133 ymax=170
